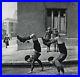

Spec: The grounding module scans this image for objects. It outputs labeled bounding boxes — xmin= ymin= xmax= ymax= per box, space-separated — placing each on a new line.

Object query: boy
xmin=42 ymin=27 xmax=53 ymax=52
xmin=48 ymin=34 xmax=67 ymax=74
xmin=17 ymin=34 xmax=44 ymax=73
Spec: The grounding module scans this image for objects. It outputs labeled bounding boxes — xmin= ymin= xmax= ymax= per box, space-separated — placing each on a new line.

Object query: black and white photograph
xmin=2 ymin=2 xmax=78 ymax=75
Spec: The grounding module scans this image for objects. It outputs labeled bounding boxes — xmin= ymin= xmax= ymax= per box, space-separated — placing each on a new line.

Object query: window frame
xmin=45 ymin=8 xmax=67 ymax=35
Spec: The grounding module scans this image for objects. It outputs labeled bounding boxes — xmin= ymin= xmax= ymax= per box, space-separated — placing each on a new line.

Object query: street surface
xmin=3 ymin=64 xmax=78 ymax=75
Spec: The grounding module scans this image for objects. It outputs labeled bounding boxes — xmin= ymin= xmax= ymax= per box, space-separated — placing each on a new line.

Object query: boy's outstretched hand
xmin=17 ymin=35 xmax=27 ymax=43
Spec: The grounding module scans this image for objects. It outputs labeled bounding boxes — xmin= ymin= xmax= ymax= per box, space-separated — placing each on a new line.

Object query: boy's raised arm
xmin=17 ymin=35 xmax=31 ymax=43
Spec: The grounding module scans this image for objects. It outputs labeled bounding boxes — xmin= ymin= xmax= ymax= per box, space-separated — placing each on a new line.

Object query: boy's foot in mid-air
xmin=28 ymin=71 xmax=33 ymax=74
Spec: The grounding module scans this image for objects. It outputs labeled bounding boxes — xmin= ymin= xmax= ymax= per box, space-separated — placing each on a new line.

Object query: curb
xmin=2 ymin=60 xmax=78 ymax=67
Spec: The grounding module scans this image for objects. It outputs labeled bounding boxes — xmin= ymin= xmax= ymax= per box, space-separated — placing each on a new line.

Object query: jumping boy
xmin=17 ymin=34 xmax=44 ymax=73
xmin=48 ymin=34 xmax=67 ymax=74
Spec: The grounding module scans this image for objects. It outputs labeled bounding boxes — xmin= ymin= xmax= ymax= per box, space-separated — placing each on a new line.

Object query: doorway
xmin=46 ymin=8 xmax=67 ymax=34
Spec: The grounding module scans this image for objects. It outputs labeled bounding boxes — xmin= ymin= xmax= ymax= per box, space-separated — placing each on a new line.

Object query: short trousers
xmin=32 ymin=52 xmax=41 ymax=60
xmin=56 ymin=53 xmax=67 ymax=63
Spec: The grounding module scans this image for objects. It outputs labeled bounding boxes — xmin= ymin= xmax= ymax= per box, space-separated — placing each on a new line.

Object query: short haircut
xmin=48 ymin=56 xmax=54 ymax=61
xmin=25 ymin=55 xmax=30 ymax=61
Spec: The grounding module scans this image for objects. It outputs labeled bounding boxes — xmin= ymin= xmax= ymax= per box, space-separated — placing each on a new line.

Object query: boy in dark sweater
xmin=17 ymin=34 xmax=43 ymax=73
xmin=48 ymin=34 xmax=67 ymax=74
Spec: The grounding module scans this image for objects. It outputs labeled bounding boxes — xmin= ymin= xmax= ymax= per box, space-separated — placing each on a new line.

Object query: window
xmin=46 ymin=8 xmax=67 ymax=34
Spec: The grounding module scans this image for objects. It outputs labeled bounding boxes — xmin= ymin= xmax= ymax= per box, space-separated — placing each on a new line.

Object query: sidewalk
xmin=2 ymin=37 xmax=78 ymax=66
xmin=3 ymin=44 xmax=78 ymax=75
xmin=3 ymin=64 xmax=78 ymax=75
xmin=2 ymin=45 xmax=78 ymax=66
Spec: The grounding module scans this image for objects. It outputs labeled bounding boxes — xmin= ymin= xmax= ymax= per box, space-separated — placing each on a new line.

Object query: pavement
xmin=3 ymin=64 xmax=78 ymax=75
xmin=2 ymin=37 xmax=78 ymax=64
xmin=2 ymin=37 xmax=78 ymax=75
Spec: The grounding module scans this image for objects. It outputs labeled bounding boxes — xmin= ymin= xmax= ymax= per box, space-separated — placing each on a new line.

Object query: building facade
xmin=17 ymin=2 xmax=78 ymax=50
xmin=2 ymin=18 xmax=17 ymax=38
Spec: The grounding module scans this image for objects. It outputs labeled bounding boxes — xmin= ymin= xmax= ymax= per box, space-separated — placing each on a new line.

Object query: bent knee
xmin=54 ymin=60 xmax=61 ymax=67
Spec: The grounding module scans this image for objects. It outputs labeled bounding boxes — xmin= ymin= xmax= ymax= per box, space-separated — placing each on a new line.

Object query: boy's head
xmin=47 ymin=27 xmax=51 ymax=30
xmin=25 ymin=55 xmax=30 ymax=60
xmin=48 ymin=56 xmax=54 ymax=63
xmin=25 ymin=55 xmax=31 ymax=62
xmin=47 ymin=27 xmax=51 ymax=32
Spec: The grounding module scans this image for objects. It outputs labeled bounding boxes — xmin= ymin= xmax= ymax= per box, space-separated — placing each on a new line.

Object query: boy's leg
xmin=56 ymin=67 xmax=60 ymax=75
xmin=54 ymin=44 xmax=56 ymax=52
xmin=47 ymin=46 xmax=50 ymax=52
xmin=60 ymin=66 xmax=64 ymax=74
xmin=29 ymin=59 xmax=35 ymax=73
xmin=54 ymin=60 xmax=62 ymax=74
xmin=6 ymin=43 xmax=7 ymax=48
xmin=56 ymin=64 xmax=64 ymax=74
xmin=56 ymin=61 xmax=65 ymax=74
xmin=56 ymin=65 xmax=65 ymax=75
xmin=53 ymin=52 xmax=67 ymax=74
xmin=34 ymin=52 xmax=44 ymax=71
xmin=47 ymin=44 xmax=52 ymax=52
xmin=54 ymin=42 xmax=58 ymax=52
xmin=36 ymin=59 xmax=44 ymax=71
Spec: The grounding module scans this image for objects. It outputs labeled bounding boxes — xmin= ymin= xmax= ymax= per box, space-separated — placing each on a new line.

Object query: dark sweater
xmin=17 ymin=35 xmax=41 ymax=52
xmin=58 ymin=42 xmax=67 ymax=55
